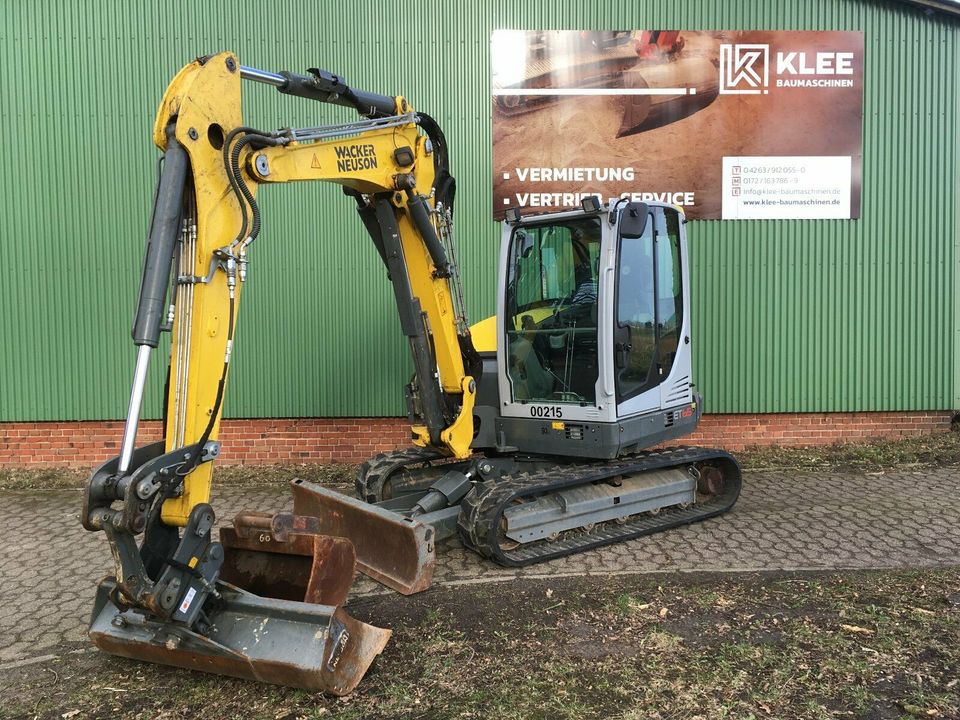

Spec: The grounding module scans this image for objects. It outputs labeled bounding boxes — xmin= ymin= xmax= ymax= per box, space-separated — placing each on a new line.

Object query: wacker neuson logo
xmin=720 ymin=43 xmax=856 ymax=94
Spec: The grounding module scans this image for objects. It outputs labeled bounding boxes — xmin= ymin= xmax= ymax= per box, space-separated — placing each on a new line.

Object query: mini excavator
xmin=82 ymin=53 xmax=740 ymax=693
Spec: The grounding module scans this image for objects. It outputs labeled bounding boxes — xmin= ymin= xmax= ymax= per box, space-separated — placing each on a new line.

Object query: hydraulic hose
xmin=157 ymin=128 xmax=271 ymax=488
xmin=226 ymin=130 xmax=286 ymax=246
xmin=415 ymin=113 xmax=456 ymax=215
xmin=175 ymin=288 xmax=234 ymax=478
xmin=221 ymin=126 xmax=271 ymax=246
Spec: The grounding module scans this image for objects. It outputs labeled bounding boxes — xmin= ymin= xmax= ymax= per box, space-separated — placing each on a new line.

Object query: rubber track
xmin=457 ymin=446 xmax=742 ymax=567
xmin=355 ymin=447 xmax=446 ymax=503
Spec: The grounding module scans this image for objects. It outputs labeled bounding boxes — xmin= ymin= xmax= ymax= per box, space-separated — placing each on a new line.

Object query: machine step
xmin=503 ymin=468 xmax=696 ymax=543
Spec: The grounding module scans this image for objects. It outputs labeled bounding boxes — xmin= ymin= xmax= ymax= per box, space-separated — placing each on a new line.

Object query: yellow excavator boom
xmin=143 ymin=53 xmax=477 ymax=526
xmin=81 ymin=52 xmax=479 ymax=693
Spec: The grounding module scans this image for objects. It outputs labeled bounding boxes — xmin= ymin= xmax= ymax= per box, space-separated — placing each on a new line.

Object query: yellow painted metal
xmin=153 ymin=55 xmax=476 ymax=524
xmin=249 ymin=122 xmax=412 ymax=194
xmin=156 ymin=53 xmax=248 ymax=526
xmin=410 ymin=423 xmax=431 ymax=448
xmin=469 ymin=315 xmax=497 ymax=353
xmin=469 ymin=305 xmax=563 ymax=354
xmin=440 ymin=377 xmax=476 ymax=458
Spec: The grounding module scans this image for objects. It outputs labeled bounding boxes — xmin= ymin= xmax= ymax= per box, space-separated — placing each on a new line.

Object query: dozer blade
xmin=287 ymin=479 xmax=436 ymax=595
xmin=89 ymin=579 xmax=390 ymax=695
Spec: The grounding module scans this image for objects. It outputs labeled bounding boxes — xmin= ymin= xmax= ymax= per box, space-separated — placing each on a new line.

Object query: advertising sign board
xmin=492 ymin=30 xmax=864 ymax=219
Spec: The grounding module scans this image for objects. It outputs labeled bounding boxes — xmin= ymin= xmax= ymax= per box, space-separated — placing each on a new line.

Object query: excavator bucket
xmin=617 ymin=57 xmax=719 ymax=137
xmin=89 ymin=530 xmax=390 ymax=695
xmin=222 ymin=480 xmax=436 ymax=595
xmin=219 ymin=515 xmax=357 ymax=606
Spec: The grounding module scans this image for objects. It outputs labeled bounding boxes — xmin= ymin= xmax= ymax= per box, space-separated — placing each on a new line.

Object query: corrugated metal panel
xmin=0 ymin=0 xmax=955 ymax=420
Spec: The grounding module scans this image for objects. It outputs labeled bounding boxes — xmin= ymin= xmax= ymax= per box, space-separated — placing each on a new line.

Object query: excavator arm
xmin=238 ymin=92 xmax=479 ymax=462
xmin=147 ymin=55 xmax=477 ymax=527
xmin=81 ymin=52 xmax=478 ymax=693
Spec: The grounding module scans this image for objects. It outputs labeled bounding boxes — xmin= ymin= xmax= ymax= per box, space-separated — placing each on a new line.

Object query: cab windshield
xmin=504 ymin=217 xmax=601 ymax=405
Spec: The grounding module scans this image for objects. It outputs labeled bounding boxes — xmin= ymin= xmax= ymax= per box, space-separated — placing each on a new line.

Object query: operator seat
xmin=508 ymin=319 xmax=554 ymax=400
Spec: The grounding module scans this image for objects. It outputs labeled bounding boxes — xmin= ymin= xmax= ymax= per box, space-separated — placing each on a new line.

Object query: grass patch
xmin=3 ymin=569 xmax=957 ymax=720
xmin=0 ymin=466 xmax=89 ymax=491
xmin=735 ymin=423 xmax=960 ymax=472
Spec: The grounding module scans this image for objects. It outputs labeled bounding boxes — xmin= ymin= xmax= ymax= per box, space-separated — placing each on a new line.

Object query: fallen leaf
xmin=841 ymin=624 xmax=874 ymax=635
xmin=545 ymin=588 xmax=553 ymax=599
xmin=62 ymin=712 xmax=80 ymax=719
xmin=659 ymin=607 xmax=668 ymax=618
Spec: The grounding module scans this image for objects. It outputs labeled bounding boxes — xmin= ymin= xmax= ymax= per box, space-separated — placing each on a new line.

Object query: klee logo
xmin=777 ymin=52 xmax=855 ymax=75
xmin=719 ymin=43 xmax=769 ymax=95
xmin=720 ymin=43 xmax=857 ymax=93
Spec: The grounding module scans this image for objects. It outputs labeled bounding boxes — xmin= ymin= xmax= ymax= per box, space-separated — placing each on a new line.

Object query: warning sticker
xmin=179 ymin=586 xmax=197 ymax=614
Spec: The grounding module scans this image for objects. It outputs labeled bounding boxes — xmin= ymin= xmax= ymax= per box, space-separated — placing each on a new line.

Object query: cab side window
xmin=615 ymin=213 xmax=656 ymax=398
xmin=657 ymin=209 xmax=683 ymax=379
xmin=615 ymin=206 xmax=685 ymax=402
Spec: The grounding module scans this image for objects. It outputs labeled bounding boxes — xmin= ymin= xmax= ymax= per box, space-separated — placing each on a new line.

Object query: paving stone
xmin=2 ymin=467 xmax=959 ymax=662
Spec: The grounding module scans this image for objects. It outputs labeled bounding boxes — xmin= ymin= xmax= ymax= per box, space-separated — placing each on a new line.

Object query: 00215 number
xmin=529 ymin=406 xmax=562 ymax=418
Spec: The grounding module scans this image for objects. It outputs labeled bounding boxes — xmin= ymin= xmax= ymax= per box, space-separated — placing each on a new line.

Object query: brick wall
xmin=0 ymin=412 xmax=953 ymax=469
xmin=677 ymin=411 xmax=954 ymax=450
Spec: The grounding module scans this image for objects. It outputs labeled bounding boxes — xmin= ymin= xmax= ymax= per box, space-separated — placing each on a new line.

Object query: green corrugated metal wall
xmin=0 ymin=0 xmax=956 ymax=420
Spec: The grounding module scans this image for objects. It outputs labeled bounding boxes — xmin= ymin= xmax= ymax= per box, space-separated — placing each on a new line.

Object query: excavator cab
xmin=469 ymin=200 xmax=698 ymax=459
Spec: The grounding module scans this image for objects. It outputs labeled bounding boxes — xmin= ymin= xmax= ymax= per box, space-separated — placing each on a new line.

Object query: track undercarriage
xmin=357 ymin=445 xmax=740 ymax=565
xmin=223 ymin=446 xmax=740 ymax=599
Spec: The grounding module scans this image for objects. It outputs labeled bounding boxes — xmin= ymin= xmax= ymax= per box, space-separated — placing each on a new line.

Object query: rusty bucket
xmin=90 ymin=519 xmax=390 ymax=695
xmin=221 ymin=481 xmax=436 ymax=595
xmin=289 ymin=479 xmax=436 ymax=595
xmin=219 ymin=512 xmax=358 ymax=606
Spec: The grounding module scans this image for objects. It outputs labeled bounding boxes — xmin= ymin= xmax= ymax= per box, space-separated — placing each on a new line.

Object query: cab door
xmin=496 ymin=210 xmax=616 ymax=424
xmin=614 ymin=203 xmax=692 ymax=417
